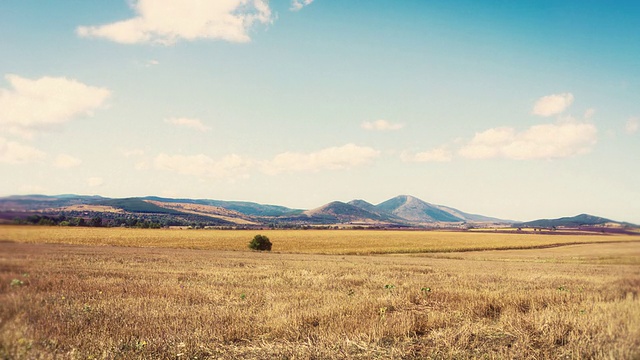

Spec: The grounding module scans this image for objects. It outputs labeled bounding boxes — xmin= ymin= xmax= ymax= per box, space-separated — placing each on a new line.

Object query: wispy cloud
xmin=458 ymin=120 xmax=597 ymax=160
xmin=153 ymin=143 xmax=380 ymax=180
xmin=54 ymin=154 xmax=82 ymax=169
xmin=584 ymin=108 xmax=596 ymax=119
xmin=164 ymin=117 xmax=211 ymax=132
xmin=532 ymin=93 xmax=574 ymax=117
xmin=0 ymin=137 xmax=46 ymax=164
xmin=625 ymin=117 xmax=639 ymax=135
xmin=0 ymin=74 xmax=110 ymax=138
xmin=77 ymin=0 xmax=272 ymax=45
xmin=401 ymin=147 xmax=452 ymax=163
xmin=291 ymin=0 xmax=314 ymax=11
xmin=154 ymin=153 xmax=253 ymax=180
xmin=361 ymin=119 xmax=404 ymax=131
xmin=263 ymin=144 xmax=380 ymax=175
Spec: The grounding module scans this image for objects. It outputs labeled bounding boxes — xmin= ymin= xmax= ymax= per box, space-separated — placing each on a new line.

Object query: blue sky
xmin=1 ymin=0 xmax=639 ymax=223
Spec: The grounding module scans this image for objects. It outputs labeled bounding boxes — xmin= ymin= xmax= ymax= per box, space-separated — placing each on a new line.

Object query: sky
xmin=1 ymin=0 xmax=639 ymax=223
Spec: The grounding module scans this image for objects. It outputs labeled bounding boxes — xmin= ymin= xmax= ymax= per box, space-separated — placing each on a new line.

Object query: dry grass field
xmin=2 ymin=226 xmax=639 ymax=255
xmin=1 ymin=227 xmax=639 ymax=359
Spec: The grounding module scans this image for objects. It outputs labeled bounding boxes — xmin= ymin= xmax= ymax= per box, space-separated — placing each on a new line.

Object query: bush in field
xmin=249 ymin=234 xmax=272 ymax=251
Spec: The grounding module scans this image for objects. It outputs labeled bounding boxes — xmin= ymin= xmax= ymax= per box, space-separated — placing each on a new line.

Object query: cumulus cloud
xmin=532 ymin=93 xmax=574 ymax=117
xmin=263 ymin=144 xmax=380 ymax=175
xmin=291 ymin=0 xmax=314 ymax=11
xmin=0 ymin=137 xmax=46 ymax=164
xmin=87 ymin=177 xmax=104 ymax=187
xmin=54 ymin=154 xmax=82 ymax=169
xmin=584 ymin=108 xmax=596 ymax=119
xmin=458 ymin=121 xmax=597 ymax=160
xmin=154 ymin=153 xmax=253 ymax=180
xmin=77 ymin=0 xmax=272 ymax=45
xmin=164 ymin=117 xmax=211 ymax=132
xmin=625 ymin=117 xmax=639 ymax=135
xmin=0 ymin=74 xmax=110 ymax=137
xmin=401 ymin=147 xmax=452 ymax=163
xmin=361 ymin=120 xmax=404 ymax=131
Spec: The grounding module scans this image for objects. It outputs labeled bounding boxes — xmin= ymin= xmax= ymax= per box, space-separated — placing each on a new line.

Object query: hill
xmin=142 ymin=196 xmax=300 ymax=217
xmin=7 ymin=193 xmax=634 ymax=229
xmin=301 ymin=201 xmax=391 ymax=224
xmin=514 ymin=214 xmax=620 ymax=228
xmin=375 ymin=195 xmax=466 ymax=223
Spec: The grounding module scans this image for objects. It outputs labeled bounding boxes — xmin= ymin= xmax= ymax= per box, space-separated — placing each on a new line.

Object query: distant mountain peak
xmin=303 ymin=201 xmax=388 ymax=223
xmin=1 ymin=193 xmax=517 ymax=227
xmin=376 ymin=195 xmax=462 ymax=223
xmin=515 ymin=213 xmax=619 ymax=228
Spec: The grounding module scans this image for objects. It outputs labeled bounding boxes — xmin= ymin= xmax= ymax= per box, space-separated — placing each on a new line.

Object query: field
xmin=1 ymin=227 xmax=640 ymax=359
xmin=2 ymin=226 xmax=639 ymax=255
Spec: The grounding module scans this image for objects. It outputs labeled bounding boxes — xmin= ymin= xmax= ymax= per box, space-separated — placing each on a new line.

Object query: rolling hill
xmin=2 ymin=193 xmax=635 ymax=229
xmin=514 ymin=214 xmax=622 ymax=228
xmin=375 ymin=195 xmax=464 ymax=223
xmin=142 ymin=196 xmax=300 ymax=217
xmin=302 ymin=201 xmax=389 ymax=224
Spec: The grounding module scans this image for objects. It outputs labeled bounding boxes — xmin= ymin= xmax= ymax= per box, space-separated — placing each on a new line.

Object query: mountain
xmin=144 ymin=200 xmax=259 ymax=225
xmin=3 ymin=193 xmax=596 ymax=228
xmin=515 ymin=214 xmax=621 ymax=228
xmin=0 ymin=194 xmax=106 ymax=211
xmin=142 ymin=196 xmax=299 ymax=217
xmin=301 ymin=201 xmax=391 ymax=224
xmin=431 ymin=204 xmax=510 ymax=223
xmin=347 ymin=199 xmax=379 ymax=214
xmin=97 ymin=198 xmax=185 ymax=215
xmin=347 ymin=199 xmax=407 ymax=221
xmin=375 ymin=195 xmax=466 ymax=223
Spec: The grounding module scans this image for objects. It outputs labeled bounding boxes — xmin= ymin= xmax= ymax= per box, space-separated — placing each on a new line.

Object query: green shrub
xmin=248 ymin=234 xmax=272 ymax=251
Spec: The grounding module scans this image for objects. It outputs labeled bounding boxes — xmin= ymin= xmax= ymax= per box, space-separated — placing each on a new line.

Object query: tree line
xmin=13 ymin=214 xmax=164 ymax=228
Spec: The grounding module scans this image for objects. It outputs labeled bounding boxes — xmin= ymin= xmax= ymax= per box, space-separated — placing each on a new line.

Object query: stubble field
xmin=1 ymin=226 xmax=639 ymax=359
xmin=2 ymin=226 xmax=639 ymax=254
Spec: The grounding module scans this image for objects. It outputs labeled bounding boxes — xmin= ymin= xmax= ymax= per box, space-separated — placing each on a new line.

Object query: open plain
xmin=1 ymin=227 xmax=639 ymax=359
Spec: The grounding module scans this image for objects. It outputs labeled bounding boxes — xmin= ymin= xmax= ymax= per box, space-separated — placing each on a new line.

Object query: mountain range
xmin=0 ymin=194 xmax=635 ymax=230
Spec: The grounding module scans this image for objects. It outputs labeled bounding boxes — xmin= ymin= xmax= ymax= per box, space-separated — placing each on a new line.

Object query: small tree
xmin=248 ymin=234 xmax=272 ymax=251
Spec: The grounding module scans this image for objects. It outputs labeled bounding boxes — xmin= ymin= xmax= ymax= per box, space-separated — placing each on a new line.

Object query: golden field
xmin=1 ymin=225 xmax=639 ymax=254
xmin=1 ymin=227 xmax=639 ymax=359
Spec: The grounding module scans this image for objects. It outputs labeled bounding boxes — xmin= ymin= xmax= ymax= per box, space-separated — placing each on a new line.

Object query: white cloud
xmin=402 ymin=147 xmax=452 ymax=163
xmin=291 ymin=0 xmax=314 ymax=11
xmin=146 ymin=59 xmax=159 ymax=66
xmin=263 ymin=144 xmax=380 ymax=175
xmin=0 ymin=74 xmax=110 ymax=137
xmin=164 ymin=117 xmax=211 ymax=132
xmin=87 ymin=177 xmax=104 ymax=187
xmin=77 ymin=0 xmax=272 ymax=45
xmin=54 ymin=154 xmax=82 ymax=169
xmin=584 ymin=108 xmax=596 ymax=119
xmin=135 ymin=161 xmax=151 ymax=170
xmin=458 ymin=121 xmax=597 ymax=160
xmin=153 ymin=144 xmax=380 ymax=179
xmin=532 ymin=93 xmax=574 ymax=117
xmin=361 ymin=119 xmax=404 ymax=131
xmin=154 ymin=153 xmax=253 ymax=180
xmin=0 ymin=137 xmax=46 ymax=164
xmin=625 ymin=117 xmax=639 ymax=135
